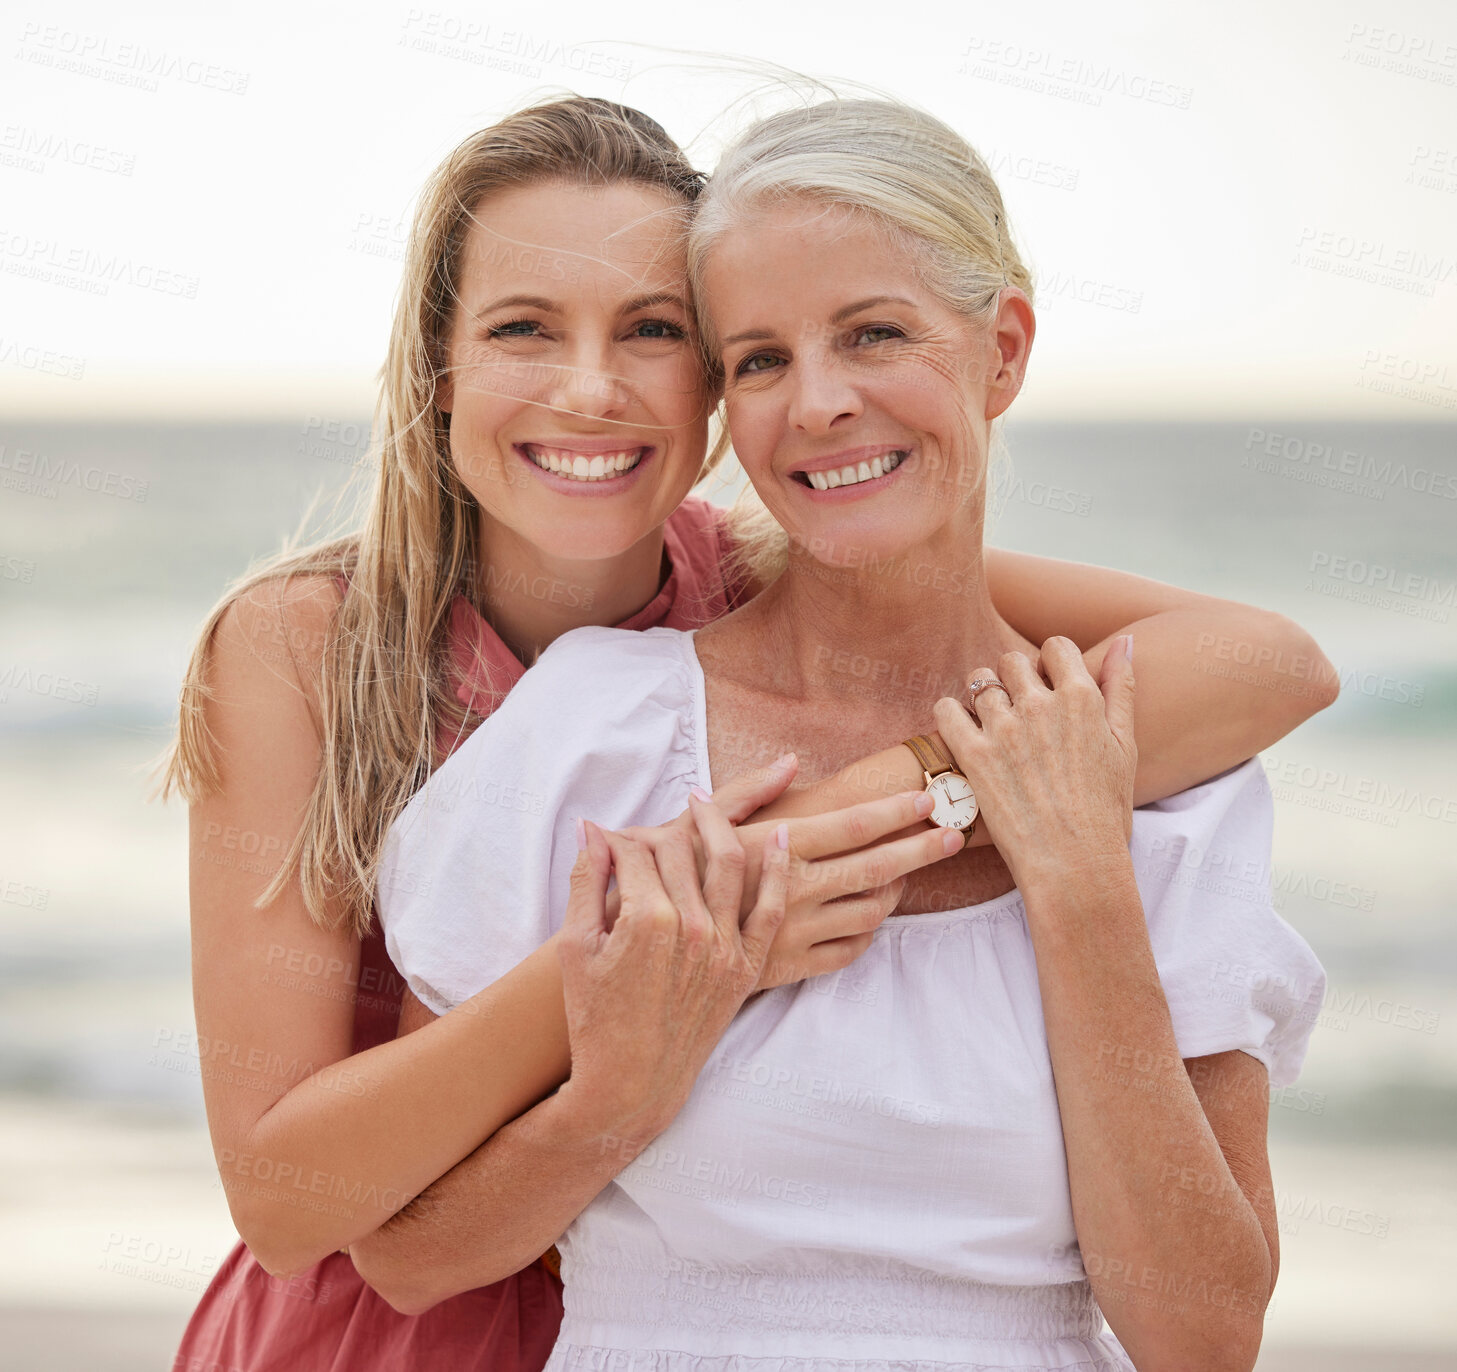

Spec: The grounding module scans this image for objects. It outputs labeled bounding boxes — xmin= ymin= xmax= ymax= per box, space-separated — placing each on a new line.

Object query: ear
xmin=984 ymin=287 xmax=1035 ymax=422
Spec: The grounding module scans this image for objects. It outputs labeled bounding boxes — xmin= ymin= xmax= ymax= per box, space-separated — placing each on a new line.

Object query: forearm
xmin=1025 ymin=861 xmax=1270 ymax=1371
xmin=1082 ymin=607 xmax=1336 ymax=801
xmin=237 ymin=936 xmax=573 ymax=1274
xmin=350 ymin=1082 xmax=669 ymax=1313
xmin=756 ymin=610 xmax=1335 ymax=833
xmin=989 ymin=547 xmax=1337 ymax=790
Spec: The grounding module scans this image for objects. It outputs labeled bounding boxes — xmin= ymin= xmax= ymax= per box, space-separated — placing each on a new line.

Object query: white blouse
xmin=379 ymin=625 xmax=1326 ymax=1372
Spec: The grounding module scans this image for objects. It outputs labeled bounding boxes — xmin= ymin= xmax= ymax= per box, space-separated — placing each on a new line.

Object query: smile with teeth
xmin=524 ymin=444 xmax=647 ymax=482
xmin=798 ymin=450 xmax=908 ymax=491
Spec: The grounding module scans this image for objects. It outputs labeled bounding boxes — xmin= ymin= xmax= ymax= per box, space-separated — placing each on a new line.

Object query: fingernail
xmin=775 ymin=823 xmax=789 ymax=851
xmin=773 ymin=751 xmax=796 ymax=770
xmin=912 ymin=792 xmax=935 ymax=817
xmin=1125 ymin=635 xmax=1134 ymax=663
xmin=575 ymin=817 xmax=587 ymax=851
xmin=942 ymin=829 xmax=965 ymax=855
xmin=690 ymin=785 xmax=712 ymax=803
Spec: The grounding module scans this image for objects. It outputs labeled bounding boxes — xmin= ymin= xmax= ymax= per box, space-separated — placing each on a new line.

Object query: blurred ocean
xmin=2 ymin=418 xmax=1455 ymax=1358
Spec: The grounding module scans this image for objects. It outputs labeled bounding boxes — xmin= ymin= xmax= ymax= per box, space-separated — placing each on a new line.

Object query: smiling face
xmin=438 ymin=179 xmax=713 ymax=563
xmin=701 ymin=199 xmax=1032 ymax=569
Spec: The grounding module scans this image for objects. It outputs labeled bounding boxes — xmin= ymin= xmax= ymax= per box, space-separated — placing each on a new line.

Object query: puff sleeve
xmin=376 ymin=625 xmax=703 ymax=1016
xmin=1129 ymin=757 xmax=1327 ymax=1086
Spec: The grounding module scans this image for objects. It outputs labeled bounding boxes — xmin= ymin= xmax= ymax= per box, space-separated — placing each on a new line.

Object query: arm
xmin=350 ymin=791 xmax=958 ymax=1312
xmin=986 ymin=547 xmax=1338 ymax=802
xmin=355 ymin=808 xmax=800 ymax=1314
xmin=350 ymin=993 xmax=674 ymax=1313
xmin=1027 ymin=868 xmax=1275 ymax=1370
xmin=764 ymin=554 xmax=1338 ymax=823
xmin=191 ymin=579 xmax=580 ymax=1277
xmin=930 ymin=638 xmax=1277 ymax=1370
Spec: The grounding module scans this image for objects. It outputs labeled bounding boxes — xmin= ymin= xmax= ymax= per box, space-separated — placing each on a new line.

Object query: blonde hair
xmin=159 ymin=96 xmax=711 ymax=937
xmin=687 ymin=98 xmax=1034 ymax=585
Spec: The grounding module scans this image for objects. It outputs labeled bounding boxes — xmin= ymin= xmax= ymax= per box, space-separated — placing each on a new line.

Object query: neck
xmin=471 ymin=515 xmax=669 ymax=663
xmin=742 ymin=519 xmax=1034 ymax=717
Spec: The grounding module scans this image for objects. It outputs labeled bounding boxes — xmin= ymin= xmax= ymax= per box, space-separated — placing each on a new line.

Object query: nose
xmin=550 ymin=331 xmax=628 ymax=422
xmin=786 ymin=348 xmax=861 ymax=434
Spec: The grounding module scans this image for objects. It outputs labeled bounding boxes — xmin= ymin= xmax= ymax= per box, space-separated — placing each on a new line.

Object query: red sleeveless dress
xmin=172 ymin=499 xmax=746 ymax=1372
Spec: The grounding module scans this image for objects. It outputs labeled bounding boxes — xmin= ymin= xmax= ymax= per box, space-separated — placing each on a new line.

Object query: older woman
xmin=378 ymin=100 xmax=1326 ymax=1372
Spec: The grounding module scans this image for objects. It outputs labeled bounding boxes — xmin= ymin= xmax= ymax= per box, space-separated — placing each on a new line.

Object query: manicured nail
xmin=690 ymin=785 xmax=712 ymax=803
xmin=912 ymin=792 xmax=935 ymax=817
xmin=575 ymin=817 xmax=587 ymax=851
xmin=773 ymin=751 xmax=796 ymax=770
xmin=775 ymin=823 xmax=789 ymax=850
xmin=942 ymin=829 xmax=965 ymax=855
xmin=1124 ymin=635 xmax=1134 ymax=663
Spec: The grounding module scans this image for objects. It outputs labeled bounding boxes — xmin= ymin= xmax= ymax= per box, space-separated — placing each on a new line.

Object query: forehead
xmin=455 ymin=180 xmax=689 ymax=305
xmin=701 ymin=200 xmax=922 ymax=328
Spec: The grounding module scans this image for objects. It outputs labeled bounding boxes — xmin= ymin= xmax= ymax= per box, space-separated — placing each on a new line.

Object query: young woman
xmin=373 ymin=98 xmax=1330 ymax=1371
xmin=166 ymin=96 xmax=1334 ymax=1371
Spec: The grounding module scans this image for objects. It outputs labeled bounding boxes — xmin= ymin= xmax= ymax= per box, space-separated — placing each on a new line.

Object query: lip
xmin=787 ymin=445 xmax=915 ymax=501
xmin=513 ymin=442 xmax=656 ymax=496
xmin=524 ymin=437 xmax=655 ymax=456
xmin=788 ymin=444 xmax=911 ymax=477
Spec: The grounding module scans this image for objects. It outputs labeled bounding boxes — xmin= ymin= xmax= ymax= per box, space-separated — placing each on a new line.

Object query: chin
xmin=785 ymin=504 xmax=944 ymax=572
xmin=529 ymin=507 xmax=654 ymax=564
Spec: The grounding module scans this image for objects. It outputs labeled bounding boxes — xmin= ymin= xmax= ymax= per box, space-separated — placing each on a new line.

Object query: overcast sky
xmin=2 ymin=0 xmax=1453 ymax=420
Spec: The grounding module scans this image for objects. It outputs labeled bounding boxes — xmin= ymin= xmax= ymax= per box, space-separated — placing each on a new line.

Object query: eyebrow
xmin=476 ymin=293 xmax=559 ymax=314
xmin=831 ymin=295 xmax=917 ymax=322
xmin=472 ymin=291 xmax=689 ymax=316
xmin=625 ymin=292 xmax=688 ymax=313
xmin=721 ymin=295 xmax=918 ymax=348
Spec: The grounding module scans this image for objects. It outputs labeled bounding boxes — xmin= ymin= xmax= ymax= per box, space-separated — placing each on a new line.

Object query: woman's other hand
xmin=555 ymin=806 xmax=790 ymax=1146
xmin=621 ymin=788 xmax=962 ymax=993
xmin=933 ymin=635 xmax=1137 ymax=895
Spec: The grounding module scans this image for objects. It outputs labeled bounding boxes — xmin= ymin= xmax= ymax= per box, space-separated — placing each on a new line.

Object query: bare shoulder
xmin=202 ymin=574 xmax=346 ymax=789
xmin=209 ymin=573 xmax=345 ymax=711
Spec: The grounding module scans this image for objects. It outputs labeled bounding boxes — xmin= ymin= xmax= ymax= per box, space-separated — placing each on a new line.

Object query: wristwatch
xmin=903 ymin=734 xmax=978 ymax=835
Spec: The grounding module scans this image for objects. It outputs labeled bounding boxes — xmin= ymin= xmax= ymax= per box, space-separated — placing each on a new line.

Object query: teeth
xmin=802 ymin=450 xmax=907 ymax=491
xmin=524 ymin=445 xmax=645 ymax=482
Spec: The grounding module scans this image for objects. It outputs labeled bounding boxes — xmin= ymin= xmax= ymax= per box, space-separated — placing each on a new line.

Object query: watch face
xmin=926 ymin=772 xmax=978 ymax=831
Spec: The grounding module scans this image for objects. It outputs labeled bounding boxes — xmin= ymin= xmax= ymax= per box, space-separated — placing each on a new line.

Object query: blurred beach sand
xmin=3 ymin=1101 xmax=1454 ymax=1370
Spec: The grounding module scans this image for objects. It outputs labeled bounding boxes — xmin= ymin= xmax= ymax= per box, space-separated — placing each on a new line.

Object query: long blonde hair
xmin=159 ymin=96 xmax=711 ymax=937
xmin=688 ymin=98 xmax=1035 ymax=586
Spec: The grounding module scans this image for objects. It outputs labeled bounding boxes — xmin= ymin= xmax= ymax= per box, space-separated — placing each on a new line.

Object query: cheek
xmin=446 ymin=410 xmax=513 ymax=501
xmin=647 ymin=352 xmax=714 ymax=427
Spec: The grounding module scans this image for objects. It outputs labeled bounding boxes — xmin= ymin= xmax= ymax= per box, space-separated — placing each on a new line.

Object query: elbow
xmin=348 ymin=1231 xmax=460 ymax=1317
xmin=354 ymin=1263 xmax=440 ymax=1317
xmin=1287 ymin=617 xmax=1340 ymax=713
xmin=1139 ymin=1329 xmax=1262 ymax=1372
xmin=1289 ymin=618 xmax=1341 ymax=715
xmin=1260 ymin=612 xmax=1341 ymax=728
xmin=229 ymin=1202 xmax=333 ymax=1284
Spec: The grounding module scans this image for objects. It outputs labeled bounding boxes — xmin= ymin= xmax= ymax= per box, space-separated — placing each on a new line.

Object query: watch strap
xmin=905 ymin=733 xmax=951 ymax=778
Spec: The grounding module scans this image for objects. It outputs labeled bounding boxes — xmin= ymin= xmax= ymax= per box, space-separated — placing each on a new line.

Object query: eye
xmin=735 ymin=351 xmax=784 ymax=376
xmin=631 ymin=318 xmax=687 ymax=340
xmin=852 ymin=323 xmax=904 ymax=345
xmin=487 ymin=317 xmax=541 ymax=339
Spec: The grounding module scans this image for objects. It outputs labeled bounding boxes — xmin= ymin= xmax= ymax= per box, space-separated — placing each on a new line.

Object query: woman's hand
xmin=619 ymin=788 xmax=960 ymax=993
xmin=932 ymin=635 xmax=1137 ymax=896
xmin=556 ymin=802 xmax=790 ymax=1145
xmin=735 ymin=793 xmax=959 ymax=988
